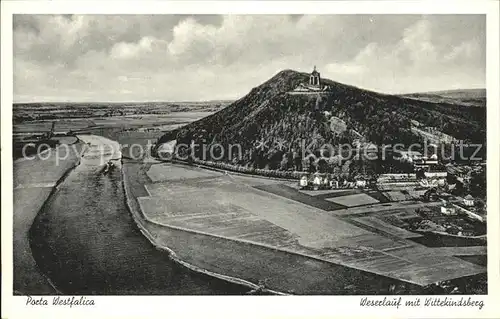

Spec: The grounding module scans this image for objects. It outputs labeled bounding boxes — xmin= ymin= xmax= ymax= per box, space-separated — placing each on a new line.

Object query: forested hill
xmin=156 ymin=69 xmax=485 ymax=168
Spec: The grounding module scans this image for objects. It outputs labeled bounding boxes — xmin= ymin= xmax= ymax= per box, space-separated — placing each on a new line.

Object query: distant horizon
xmin=13 ymin=85 xmax=487 ymax=104
xmin=13 ymin=99 xmax=236 ymax=104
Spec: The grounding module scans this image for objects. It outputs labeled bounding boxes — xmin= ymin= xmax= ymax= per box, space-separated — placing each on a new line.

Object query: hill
xmin=156 ymin=70 xmax=486 ymax=170
xmin=400 ymin=89 xmax=486 ymax=107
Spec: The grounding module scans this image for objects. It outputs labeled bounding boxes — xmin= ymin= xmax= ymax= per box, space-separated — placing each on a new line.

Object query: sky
xmin=13 ymin=14 xmax=486 ymax=102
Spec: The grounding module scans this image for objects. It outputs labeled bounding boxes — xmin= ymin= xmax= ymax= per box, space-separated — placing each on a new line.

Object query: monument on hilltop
xmin=289 ymin=66 xmax=329 ymax=94
xmin=309 ymin=65 xmax=321 ymax=87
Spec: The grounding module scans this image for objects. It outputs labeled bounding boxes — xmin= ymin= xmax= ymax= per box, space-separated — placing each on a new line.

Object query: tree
xmin=293 ymin=149 xmax=302 ymax=171
xmin=341 ymin=160 xmax=351 ymax=179
xmin=317 ymin=158 xmax=328 ymax=173
xmin=470 ymin=169 xmax=486 ymax=198
xmin=333 ymin=166 xmax=341 ymax=178
xmin=416 ymin=168 xmax=426 ymax=180
xmin=280 ymin=154 xmax=289 ymax=171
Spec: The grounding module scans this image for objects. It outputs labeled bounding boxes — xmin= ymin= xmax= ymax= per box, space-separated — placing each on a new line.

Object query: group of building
xmin=394 ymin=150 xmax=440 ymax=169
xmin=440 ymin=195 xmax=485 ymax=223
xmin=288 ymin=68 xmax=485 ymax=225
xmin=299 ymin=173 xmax=367 ymax=190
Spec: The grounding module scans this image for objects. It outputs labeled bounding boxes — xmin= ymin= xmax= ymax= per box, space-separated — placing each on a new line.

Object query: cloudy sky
xmin=14 ymin=14 xmax=485 ymax=102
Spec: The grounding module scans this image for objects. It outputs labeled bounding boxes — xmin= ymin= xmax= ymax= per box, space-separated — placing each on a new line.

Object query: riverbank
xmin=122 ymin=160 xmax=434 ymax=295
xmin=18 ymin=129 xmax=484 ymax=295
xmin=121 ymin=160 xmax=284 ymax=295
xmin=28 ymin=135 xmax=250 ymax=295
xmin=13 ymin=138 xmax=86 ymax=295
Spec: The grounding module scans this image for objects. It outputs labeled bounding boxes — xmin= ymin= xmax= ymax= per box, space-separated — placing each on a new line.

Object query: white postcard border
xmin=1 ymin=1 xmax=499 ymax=319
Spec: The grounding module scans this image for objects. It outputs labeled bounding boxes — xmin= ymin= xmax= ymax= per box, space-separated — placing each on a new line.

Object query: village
xmin=154 ymin=66 xmax=486 ymax=237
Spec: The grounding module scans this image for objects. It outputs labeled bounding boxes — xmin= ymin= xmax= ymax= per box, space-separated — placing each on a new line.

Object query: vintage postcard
xmin=1 ymin=1 xmax=499 ymax=318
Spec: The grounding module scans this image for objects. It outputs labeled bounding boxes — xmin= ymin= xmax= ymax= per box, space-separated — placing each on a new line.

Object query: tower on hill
xmin=288 ymin=66 xmax=328 ymax=94
xmin=309 ymin=66 xmax=321 ymax=87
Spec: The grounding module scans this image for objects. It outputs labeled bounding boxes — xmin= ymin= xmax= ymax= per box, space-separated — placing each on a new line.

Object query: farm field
xmin=124 ymin=161 xmax=426 ymax=295
xmin=326 ymin=193 xmax=380 ymax=207
xmin=301 ymin=189 xmax=361 ymax=198
xmin=13 ymin=101 xmax=230 ymax=124
xmin=14 ymin=119 xmax=94 ymax=134
xmin=132 ymin=162 xmax=486 ymax=288
xmin=13 ymin=101 xmax=487 ymax=294
xmin=14 ymin=141 xmax=85 ymax=188
xmin=352 ymin=216 xmax=423 ymax=239
xmin=254 ymin=184 xmax=347 ymax=211
xmin=146 ymin=164 xmax=220 ymax=182
xmin=13 ymin=109 xmax=214 ymax=160
xmin=13 ymin=112 xmax=214 ymax=135
xmin=384 ymin=191 xmax=411 ymax=202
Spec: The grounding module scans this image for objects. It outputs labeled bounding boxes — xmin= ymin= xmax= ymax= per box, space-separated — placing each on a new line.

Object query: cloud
xmin=325 ymin=16 xmax=485 ymax=93
xmin=13 ymin=14 xmax=485 ymax=102
xmin=110 ymin=37 xmax=156 ymax=60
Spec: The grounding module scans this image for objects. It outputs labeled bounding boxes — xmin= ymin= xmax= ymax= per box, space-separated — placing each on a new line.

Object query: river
xmin=29 ymin=135 xmax=249 ymax=295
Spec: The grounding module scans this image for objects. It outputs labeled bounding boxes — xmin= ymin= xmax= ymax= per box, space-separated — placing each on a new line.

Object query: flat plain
xmin=136 ymin=162 xmax=486 ymax=288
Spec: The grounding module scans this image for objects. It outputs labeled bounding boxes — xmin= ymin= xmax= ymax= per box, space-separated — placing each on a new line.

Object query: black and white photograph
xmin=2 ymin=1 xmax=499 ymax=318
